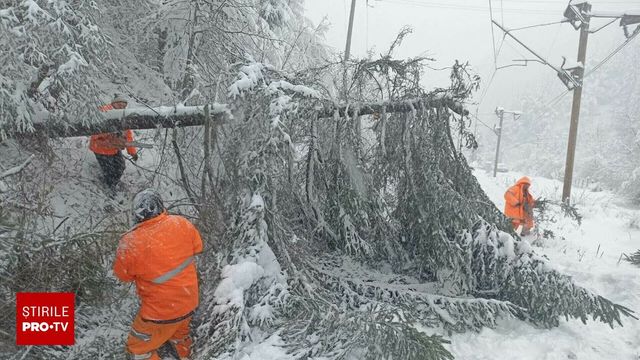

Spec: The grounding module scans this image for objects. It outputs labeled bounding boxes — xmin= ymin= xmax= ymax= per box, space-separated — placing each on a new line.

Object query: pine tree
xmin=190 ymin=51 xmax=635 ymax=359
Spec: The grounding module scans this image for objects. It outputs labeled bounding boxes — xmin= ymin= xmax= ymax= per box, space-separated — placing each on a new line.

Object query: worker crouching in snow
xmin=504 ymin=176 xmax=536 ymax=236
xmin=114 ymin=189 xmax=203 ymax=360
xmin=89 ymin=95 xmax=138 ymax=190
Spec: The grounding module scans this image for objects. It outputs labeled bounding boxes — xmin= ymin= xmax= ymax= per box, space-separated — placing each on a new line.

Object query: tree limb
xmin=7 ymin=97 xmax=467 ymax=139
xmin=0 ymin=155 xmax=35 ymax=179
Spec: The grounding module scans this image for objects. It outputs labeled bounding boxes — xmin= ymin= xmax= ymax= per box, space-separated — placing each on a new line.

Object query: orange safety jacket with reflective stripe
xmin=113 ymin=212 xmax=203 ymax=321
xmin=504 ymin=176 xmax=535 ymax=228
xmin=98 ymin=104 xmax=114 ymax=112
xmin=89 ymin=130 xmax=138 ymax=156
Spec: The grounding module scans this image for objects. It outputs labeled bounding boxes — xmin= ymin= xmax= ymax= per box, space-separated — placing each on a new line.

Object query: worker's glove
xmin=131 ymin=153 xmax=139 ymax=162
xmin=533 ymin=198 xmax=542 ymax=208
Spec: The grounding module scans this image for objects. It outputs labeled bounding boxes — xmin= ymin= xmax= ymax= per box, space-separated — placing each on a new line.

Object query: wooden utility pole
xmin=344 ymin=0 xmax=357 ymax=63
xmin=492 ymin=1 xmax=638 ymax=202
xmin=493 ymin=109 xmax=504 ymax=178
xmin=342 ymin=0 xmax=357 ymax=101
xmin=562 ymin=3 xmax=591 ymax=204
xmin=492 ymin=108 xmax=521 ymax=177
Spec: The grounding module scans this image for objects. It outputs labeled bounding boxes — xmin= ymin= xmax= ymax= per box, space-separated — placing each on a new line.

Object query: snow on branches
xmin=189 ymin=58 xmax=636 ymax=359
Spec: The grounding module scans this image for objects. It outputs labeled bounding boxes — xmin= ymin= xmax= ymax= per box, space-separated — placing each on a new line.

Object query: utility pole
xmin=491 ymin=2 xmax=640 ymax=203
xmin=343 ymin=0 xmax=357 ymax=101
xmin=493 ymin=108 xmax=504 ymax=178
xmin=493 ymin=107 xmax=521 ymax=177
xmin=344 ymin=0 xmax=357 ymax=63
xmin=560 ymin=3 xmax=639 ymax=203
xmin=562 ymin=5 xmax=590 ymax=204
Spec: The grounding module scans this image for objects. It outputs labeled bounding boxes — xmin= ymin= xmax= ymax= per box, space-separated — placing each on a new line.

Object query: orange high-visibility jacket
xmin=89 ymin=130 xmax=138 ymax=156
xmin=504 ymin=176 xmax=535 ymax=227
xmin=98 ymin=104 xmax=114 ymax=112
xmin=113 ymin=212 xmax=203 ymax=321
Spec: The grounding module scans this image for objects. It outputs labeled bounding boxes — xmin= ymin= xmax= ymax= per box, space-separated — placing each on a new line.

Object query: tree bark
xmin=11 ymin=96 xmax=466 ymax=139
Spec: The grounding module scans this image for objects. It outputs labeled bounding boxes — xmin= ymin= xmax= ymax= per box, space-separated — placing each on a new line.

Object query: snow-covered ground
xmin=449 ymin=170 xmax=640 ymax=360
xmin=7 ymin=137 xmax=639 ymax=359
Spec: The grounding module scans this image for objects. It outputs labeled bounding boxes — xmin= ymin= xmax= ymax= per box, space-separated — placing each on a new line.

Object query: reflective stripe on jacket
xmin=113 ymin=212 xmax=203 ymax=321
xmin=89 ymin=130 xmax=138 ymax=156
xmin=98 ymin=104 xmax=114 ymax=112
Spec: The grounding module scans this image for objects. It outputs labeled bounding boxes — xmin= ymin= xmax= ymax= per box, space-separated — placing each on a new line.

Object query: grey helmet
xmin=112 ymin=93 xmax=128 ymax=104
xmin=132 ymin=188 xmax=165 ymax=223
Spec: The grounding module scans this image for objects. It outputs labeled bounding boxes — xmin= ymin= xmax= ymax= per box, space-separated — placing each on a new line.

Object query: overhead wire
xmin=381 ymin=0 xmax=561 ymax=16
xmin=535 ymin=1 xmax=637 ymax=116
xmin=477 ymin=70 xmax=497 ymax=107
xmin=470 ymin=112 xmax=498 ymax=134
xmin=489 ymin=0 xmax=498 ymax=67
xmin=510 ymin=19 xmax=569 ymax=32
xmin=382 ymin=0 xmax=639 ymax=130
xmin=535 ymin=0 xmax=574 ymax=111
xmin=538 ymin=24 xmax=640 ymax=113
xmin=473 ymin=0 xmax=502 ymax=136
xmin=585 ymin=25 xmax=640 ymax=78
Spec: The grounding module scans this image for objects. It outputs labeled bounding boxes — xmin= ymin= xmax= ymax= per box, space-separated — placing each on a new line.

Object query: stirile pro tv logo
xmin=16 ymin=293 xmax=75 ymax=345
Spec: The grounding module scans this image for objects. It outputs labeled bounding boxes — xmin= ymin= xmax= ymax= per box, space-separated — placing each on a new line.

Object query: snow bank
xmin=449 ymin=169 xmax=640 ymax=359
xmin=214 ymin=262 xmax=265 ymax=307
xmin=218 ymin=333 xmax=293 ymax=360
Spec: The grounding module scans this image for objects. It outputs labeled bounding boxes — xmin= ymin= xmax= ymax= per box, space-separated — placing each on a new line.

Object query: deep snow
xmin=449 ymin=170 xmax=640 ymax=360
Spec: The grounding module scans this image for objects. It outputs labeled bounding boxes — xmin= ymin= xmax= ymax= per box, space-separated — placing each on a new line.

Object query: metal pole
xmin=343 ymin=0 xmax=357 ymax=101
xmin=562 ymin=20 xmax=590 ymax=203
xmin=344 ymin=0 xmax=357 ymax=63
xmin=493 ymin=109 xmax=504 ymax=177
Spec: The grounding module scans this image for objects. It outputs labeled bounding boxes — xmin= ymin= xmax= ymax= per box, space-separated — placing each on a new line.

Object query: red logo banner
xmin=16 ymin=292 xmax=75 ymax=346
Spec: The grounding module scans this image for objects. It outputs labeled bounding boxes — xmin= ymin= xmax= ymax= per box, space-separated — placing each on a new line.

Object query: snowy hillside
xmin=2 ymin=1 xmax=639 ymax=358
xmin=451 ymin=170 xmax=640 ymax=359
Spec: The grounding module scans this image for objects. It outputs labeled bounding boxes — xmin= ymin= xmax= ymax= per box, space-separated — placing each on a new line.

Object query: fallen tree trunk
xmin=14 ymin=96 xmax=466 ymax=139
xmin=29 ymin=105 xmax=231 ymax=138
xmin=317 ymin=95 xmax=468 ymax=118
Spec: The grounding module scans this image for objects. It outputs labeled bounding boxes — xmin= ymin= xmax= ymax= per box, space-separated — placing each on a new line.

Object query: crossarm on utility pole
xmin=491 ymin=20 xmax=581 ymax=89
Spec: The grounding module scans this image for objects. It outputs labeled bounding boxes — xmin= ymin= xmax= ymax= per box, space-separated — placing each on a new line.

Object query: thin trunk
xmin=172 ymin=127 xmax=198 ymax=211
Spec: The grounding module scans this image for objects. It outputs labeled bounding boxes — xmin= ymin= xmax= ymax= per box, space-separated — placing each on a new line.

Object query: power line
xmin=381 ymin=0 xmax=562 ymax=15
xmin=470 ymin=112 xmax=497 ymax=134
xmin=477 ymin=69 xmax=497 ymax=107
xmin=585 ymin=25 xmax=640 ymax=78
xmin=500 ymin=0 xmax=639 ymax=3
xmin=489 ymin=0 xmax=498 ymax=68
xmin=510 ymin=19 xmax=568 ymax=32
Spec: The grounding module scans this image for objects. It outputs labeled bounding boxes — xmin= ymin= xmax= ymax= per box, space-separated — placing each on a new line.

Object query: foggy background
xmin=305 ymin=0 xmax=640 ymax=199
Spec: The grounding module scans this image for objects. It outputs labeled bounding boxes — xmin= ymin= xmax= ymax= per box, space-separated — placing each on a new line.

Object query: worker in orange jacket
xmin=504 ymin=176 xmax=536 ymax=235
xmin=89 ymin=95 xmax=138 ymax=190
xmin=114 ymin=189 xmax=203 ymax=360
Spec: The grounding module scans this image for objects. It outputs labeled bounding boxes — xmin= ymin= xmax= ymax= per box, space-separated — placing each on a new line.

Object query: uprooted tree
xmin=1 ymin=48 xmax=636 ymax=360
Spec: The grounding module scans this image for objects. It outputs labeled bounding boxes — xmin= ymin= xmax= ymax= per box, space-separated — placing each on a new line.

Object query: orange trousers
xmin=511 ymin=218 xmax=534 ymax=235
xmin=126 ymin=313 xmax=193 ymax=360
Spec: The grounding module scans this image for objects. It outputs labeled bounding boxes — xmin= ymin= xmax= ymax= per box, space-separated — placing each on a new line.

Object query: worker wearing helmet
xmin=90 ymin=94 xmax=138 ymax=190
xmin=504 ymin=176 xmax=536 ymax=235
xmin=114 ymin=189 xmax=203 ymax=360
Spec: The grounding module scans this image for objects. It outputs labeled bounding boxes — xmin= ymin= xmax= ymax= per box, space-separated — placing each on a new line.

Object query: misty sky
xmin=304 ymin=0 xmax=640 ymax=115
